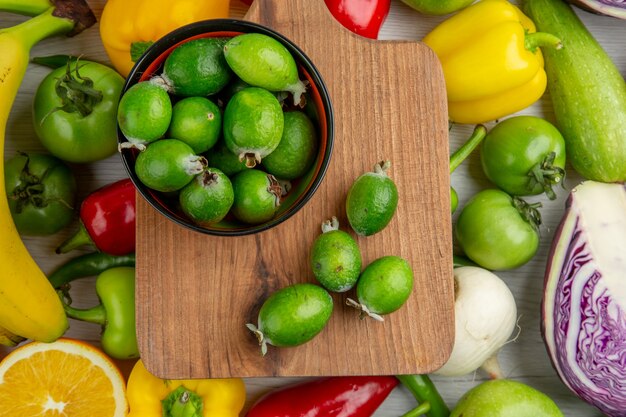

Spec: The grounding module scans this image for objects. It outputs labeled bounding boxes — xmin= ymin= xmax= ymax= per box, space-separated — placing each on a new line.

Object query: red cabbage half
xmin=569 ymin=0 xmax=626 ymax=19
xmin=543 ymin=181 xmax=626 ymax=417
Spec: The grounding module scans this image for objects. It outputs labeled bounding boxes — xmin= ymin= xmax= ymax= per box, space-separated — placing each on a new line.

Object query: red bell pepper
xmin=246 ymin=375 xmax=449 ymax=417
xmin=324 ymin=0 xmax=391 ymax=39
xmin=246 ymin=376 xmax=398 ymax=417
xmin=240 ymin=0 xmax=389 ymax=39
xmin=56 ymin=178 xmax=136 ymax=256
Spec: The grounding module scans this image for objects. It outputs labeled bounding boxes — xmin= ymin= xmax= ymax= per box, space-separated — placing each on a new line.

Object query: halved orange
xmin=0 ymin=338 xmax=128 ymax=416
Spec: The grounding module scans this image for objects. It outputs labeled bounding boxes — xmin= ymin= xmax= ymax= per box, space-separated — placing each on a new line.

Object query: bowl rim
xmin=118 ymin=18 xmax=334 ymax=237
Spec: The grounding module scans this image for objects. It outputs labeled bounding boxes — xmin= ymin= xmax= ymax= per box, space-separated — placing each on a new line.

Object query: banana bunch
xmin=0 ymin=0 xmax=95 ymax=344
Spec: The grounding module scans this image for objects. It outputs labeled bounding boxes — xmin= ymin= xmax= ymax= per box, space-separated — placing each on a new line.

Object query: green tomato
xmin=246 ymin=283 xmax=333 ymax=356
xmin=450 ymin=379 xmax=563 ymax=417
xmin=33 ymin=59 xmax=124 ymax=163
xmin=455 ymin=189 xmax=541 ymax=271
xmin=4 ymin=152 xmax=76 ymax=236
xmin=481 ymin=116 xmax=566 ymax=200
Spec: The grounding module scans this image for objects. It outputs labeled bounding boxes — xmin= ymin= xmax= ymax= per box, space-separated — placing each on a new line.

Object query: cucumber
xmin=524 ymin=0 xmax=626 ymax=183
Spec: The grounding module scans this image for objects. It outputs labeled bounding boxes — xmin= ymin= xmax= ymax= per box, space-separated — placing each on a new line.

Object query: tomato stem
xmin=512 ymin=196 xmax=542 ymax=234
xmin=527 ymin=151 xmax=566 ymax=200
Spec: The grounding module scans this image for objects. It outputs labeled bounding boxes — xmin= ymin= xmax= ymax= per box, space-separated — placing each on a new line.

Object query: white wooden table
xmin=1 ymin=1 xmax=624 ymax=415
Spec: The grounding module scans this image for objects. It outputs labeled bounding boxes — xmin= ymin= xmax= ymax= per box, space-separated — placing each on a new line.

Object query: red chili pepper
xmin=56 ymin=178 xmax=136 ymax=256
xmin=245 ymin=376 xmax=398 ymax=417
xmin=324 ymin=0 xmax=391 ymax=39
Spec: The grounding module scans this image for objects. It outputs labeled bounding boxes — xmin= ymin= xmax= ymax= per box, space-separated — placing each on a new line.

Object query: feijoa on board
xmin=346 ymin=161 xmax=399 ymax=236
xmin=347 ymin=255 xmax=414 ymax=321
xmin=310 ymin=217 xmax=361 ymax=293
xmin=246 ymin=283 xmax=333 ymax=356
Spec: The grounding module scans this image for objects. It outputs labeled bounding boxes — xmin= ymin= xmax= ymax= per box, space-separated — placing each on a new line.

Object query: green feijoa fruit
xmin=223 ymin=87 xmax=284 ymax=168
xmin=219 ymin=76 xmax=251 ymax=103
xmin=117 ymin=81 xmax=172 ymax=145
xmin=134 ymin=139 xmax=206 ymax=192
xmin=179 ymin=168 xmax=234 ymax=226
xmin=262 ymin=111 xmax=318 ymax=180
xmin=231 ymin=169 xmax=281 ymax=224
xmin=158 ymin=37 xmax=232 ymax=97
xmin=168 ymin=97 xmax=221 ymax=154
xmin=347 ymin=255 xmax=414 ymax=321
xmin=205 ymin=140 xmax=248 ymax=177
xmin=346 ymin=161 xmax=399 ymax=236
xmin=310 ymin=217 xmax=361 ymax=293
xmin=224 ymin=33 xmax=307 ymax=105
xmin=246 ymin=283 xmax=333 ymax=356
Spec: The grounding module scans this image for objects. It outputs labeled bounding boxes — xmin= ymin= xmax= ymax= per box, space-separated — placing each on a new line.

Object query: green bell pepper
xmin=60 ymin=266 xmax=138 ymax=359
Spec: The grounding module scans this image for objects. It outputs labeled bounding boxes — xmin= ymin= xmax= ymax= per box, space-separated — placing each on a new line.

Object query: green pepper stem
xmin=524 ymin=31 xmax=563 ymax=53
xmin=449 ymin=125 xmax=487 ymax=173
xmin=453 ymin=255 xmax=477 ymax=268
xmin=62 ymin=301 xmax=106 ymax=325
xmin=0 ymin=0 xmax=51 ymax=16
xmin=396 ymin=375 xmax=450 ymax=417
xmin=162 ymin=386 xmax=204 ymax=417
xmin=56 ymin=223 xmax=95 ymax=254
xmin=401 ymin=402 xmax=432 ymax=417
xmin=32 ymin=54 xmax=79 ymax=69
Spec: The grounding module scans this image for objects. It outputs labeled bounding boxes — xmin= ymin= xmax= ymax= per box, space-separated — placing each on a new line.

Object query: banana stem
xmin=0 ymin=0 xmax=51 ymax=15
xmin=0 ymin=8 xmax=74 ymax=50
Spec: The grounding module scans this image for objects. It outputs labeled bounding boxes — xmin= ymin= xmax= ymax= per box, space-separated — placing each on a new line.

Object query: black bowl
xmin=118 ymin=19 xmax=334 ymax=236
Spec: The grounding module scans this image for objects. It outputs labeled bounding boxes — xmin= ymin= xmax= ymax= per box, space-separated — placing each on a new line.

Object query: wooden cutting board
xmin=136 ymin=0 xmax=454 ymax=379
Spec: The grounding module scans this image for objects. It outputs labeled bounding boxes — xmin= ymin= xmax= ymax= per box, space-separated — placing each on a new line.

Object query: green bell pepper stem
xmin=0 ymin=0 xmax=51 ymax=16
xmin=32 ymin=54 xmax=79 ymax=69
xmin=61 ymin=300 xmax=106 ymax=325
xmin=400 ymin=402 xmax=432 ymax=417
xmin=162 ymin=386 xmax=204 ymax=417
xmin=449 ymin=125 xmax=487 ymax=213
xmin=60 ymin=267 xmax=139 ymax=360
xmin=453 ymin=255 xmax=477 ymax=268
xmin=48 ymin=252 xmax=136 ymax=288
xmin=450 ymin=125 xmax=487 ymax=173
xmin=56 ymin=222 xmax=94 ymax=254
xmin=396 ymin=375 xmax=450 ymax=417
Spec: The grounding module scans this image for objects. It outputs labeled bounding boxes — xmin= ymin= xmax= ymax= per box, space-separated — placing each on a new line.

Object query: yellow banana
xmin=0 ymin=0 xmax=51 ymax=15
xmin=0 ymin=3 xmax=95 ymax=342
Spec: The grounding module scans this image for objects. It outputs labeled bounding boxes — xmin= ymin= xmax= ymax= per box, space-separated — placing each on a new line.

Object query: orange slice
xmin=0 ymin=338 xmax=128 ymax=416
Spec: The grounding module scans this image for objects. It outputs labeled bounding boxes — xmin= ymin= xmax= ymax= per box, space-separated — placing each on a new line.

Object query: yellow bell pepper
xmin=126 ymin=359 xmax=246 ymax=417
xmin=423 ymin=0 xmax=562 ymax=124
xmin=99 ymin=0 xmax=231 ymax=77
